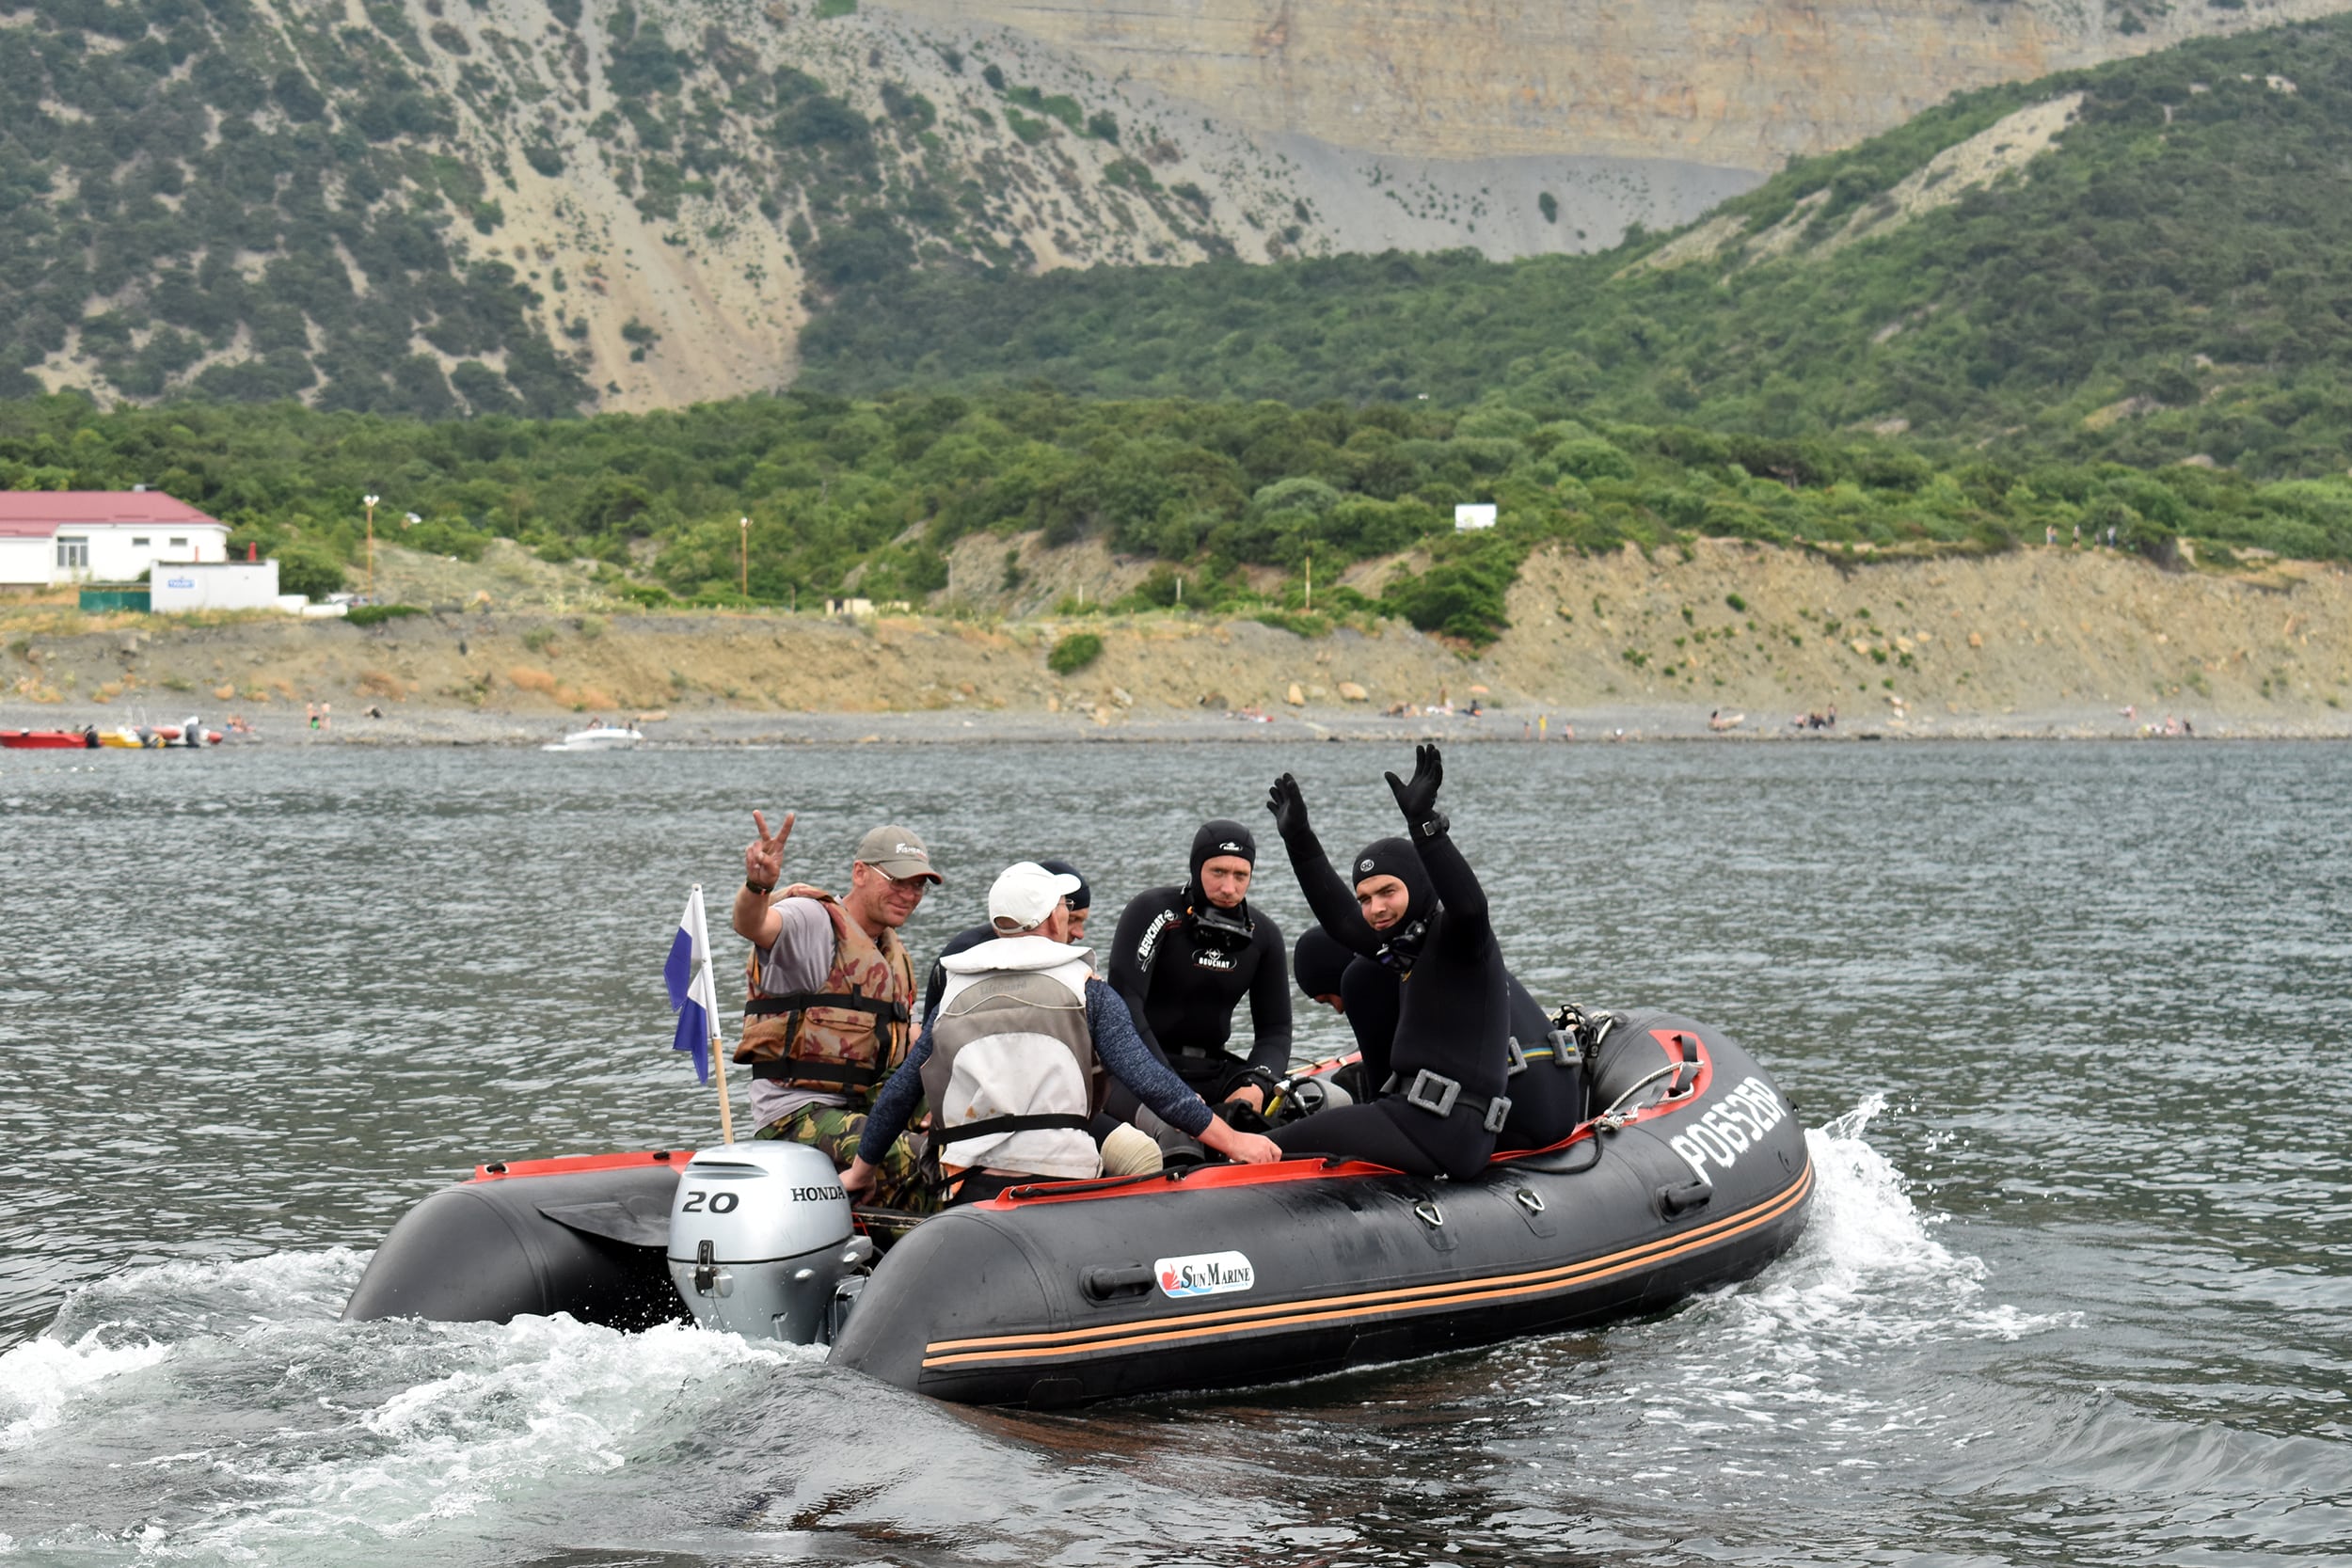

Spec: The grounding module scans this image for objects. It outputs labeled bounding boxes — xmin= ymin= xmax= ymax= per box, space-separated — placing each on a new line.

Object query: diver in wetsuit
xmin=1294 ymin=906 xmax=1581 ymax=1151
xmin=1262 ymin=745 xmax=1522 ymax=1179
xmin=1105 ymin=820 xmax=1292 ymax=1113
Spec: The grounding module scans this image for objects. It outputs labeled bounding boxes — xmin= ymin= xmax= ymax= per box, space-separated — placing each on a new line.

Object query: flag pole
xmin=694 ymin=883 xmax=737 ymax=1145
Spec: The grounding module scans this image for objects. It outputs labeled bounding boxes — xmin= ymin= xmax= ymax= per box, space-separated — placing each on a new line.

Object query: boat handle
xmin=1080 ymin=1264 xmax=1157 ymax=1303
xmin=1657 ymin=1179 xmax=1713 ymax=1217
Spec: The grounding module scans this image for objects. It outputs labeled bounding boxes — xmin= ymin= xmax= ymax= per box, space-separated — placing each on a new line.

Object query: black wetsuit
xmin=1266 ymin=800 xmax=1510 ymax=1180
xmin=1309 ymin=942 xmax=1580 ymax=1150
xmin=1098 ymin=821 xmax=1292 ymax=1106
xmin=1106 ymin=887 xmax=1292 ymax=1100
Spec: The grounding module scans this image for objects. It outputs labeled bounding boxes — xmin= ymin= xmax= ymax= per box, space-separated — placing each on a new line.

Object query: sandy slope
xmin=4 ymin=542 xmax=2346 ymax=744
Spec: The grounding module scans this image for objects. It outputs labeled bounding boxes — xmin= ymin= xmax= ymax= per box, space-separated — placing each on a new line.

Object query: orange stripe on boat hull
xmin=920 ymin=1159 xmax=1812 ymax=1373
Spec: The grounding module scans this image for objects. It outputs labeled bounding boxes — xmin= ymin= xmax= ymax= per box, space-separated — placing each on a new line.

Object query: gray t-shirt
xmin=744 ymin=896 xmax=850 ymax=1129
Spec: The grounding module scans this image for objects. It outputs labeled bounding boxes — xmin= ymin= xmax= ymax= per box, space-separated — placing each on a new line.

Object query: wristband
xmin=745 ymin=879 xmax=775 ymax=895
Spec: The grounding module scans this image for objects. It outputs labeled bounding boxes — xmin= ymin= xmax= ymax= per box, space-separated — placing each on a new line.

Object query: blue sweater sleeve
xmin=854 ymin=1021 xmax=936 ymax=1165
xmin=1087 ymin=980 xmax=1214 ymax=1136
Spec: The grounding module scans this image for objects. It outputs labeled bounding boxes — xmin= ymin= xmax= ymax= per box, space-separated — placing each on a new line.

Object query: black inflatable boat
xmin=344 ymin=1011 xmax=1812 ymax=1406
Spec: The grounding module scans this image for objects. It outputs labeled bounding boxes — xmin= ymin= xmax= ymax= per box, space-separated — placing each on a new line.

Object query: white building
xmin=0 ymin=491 xmax=231 ymax=589
xmin=1454 ymin=503 xmax=1498 ymax=531
xmin=150 ymin=560 xmax=281 ymax=613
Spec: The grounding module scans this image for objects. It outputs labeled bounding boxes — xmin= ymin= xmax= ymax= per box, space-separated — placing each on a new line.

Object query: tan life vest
xmin=919 ymin=937 xmax=1101 ymax=1180
xmin=733 ymin=884 xmax=915 ymax=1105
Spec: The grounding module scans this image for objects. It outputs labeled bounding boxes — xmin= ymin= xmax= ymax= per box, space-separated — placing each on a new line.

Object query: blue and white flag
xmin=664 ymin=885 xmax=720 ymax=1084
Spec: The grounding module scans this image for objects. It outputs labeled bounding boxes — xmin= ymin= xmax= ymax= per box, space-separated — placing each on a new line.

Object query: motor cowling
xmin=664 ymin=1142 xmax=867 ymax=1343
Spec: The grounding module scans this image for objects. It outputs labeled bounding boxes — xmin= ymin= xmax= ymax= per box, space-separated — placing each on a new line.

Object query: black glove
xmin=1264 ymin=772 xmax=1311 ymax=839
xmin=1384 ymin=743 xmax=1449 ymax=840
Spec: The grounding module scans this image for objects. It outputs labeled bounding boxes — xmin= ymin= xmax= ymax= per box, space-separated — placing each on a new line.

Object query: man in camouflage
xmin=731 ymin=811 xmax=941 ymax=1211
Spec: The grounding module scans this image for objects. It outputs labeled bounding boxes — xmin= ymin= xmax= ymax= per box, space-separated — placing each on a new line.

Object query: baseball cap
xmin=854 ymin=824 xmax=942 ymax=883
xmin=990 ymin=861 xmax=1082 ymax=932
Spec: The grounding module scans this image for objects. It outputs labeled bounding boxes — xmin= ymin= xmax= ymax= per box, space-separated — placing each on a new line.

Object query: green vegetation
xmin=345 ymin=603 xmax=424 ymax=626
xmin=800 ymin=17 xmax=2352 ymax=480
xmin=8 ymin=388 xmax=2347 ymax=650
xmin=0 ymin=0 xmax=1161 ymax=410
xmin=0 ymin=0 xmax=587 ymax=415
xmin=1046 ymin=631 xmax=1104 ymax=674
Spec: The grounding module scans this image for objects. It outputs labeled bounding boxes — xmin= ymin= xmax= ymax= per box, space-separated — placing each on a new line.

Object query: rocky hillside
xmin=889 ymin=0 xmax=2352 ymax=169
xmin=11 ymin=0 xmax=2345 ymax=418
xmin=2 ymin=0 xmax=1326 ymax=415
xmin=802 ymin=15 xmax=2352 ymax=478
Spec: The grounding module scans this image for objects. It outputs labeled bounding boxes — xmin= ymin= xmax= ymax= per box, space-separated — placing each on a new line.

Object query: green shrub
xmin=346 ymin=604 xmax=424 ymax=626
xmin=276 ymin=545 xmax=347 ymax=601
xmin=1047 ymin=631 xmax=1104 ymax=674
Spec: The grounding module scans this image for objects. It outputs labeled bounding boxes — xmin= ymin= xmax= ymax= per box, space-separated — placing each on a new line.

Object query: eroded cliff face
xmin=874 ymin=0 xmax=2352 ymax=171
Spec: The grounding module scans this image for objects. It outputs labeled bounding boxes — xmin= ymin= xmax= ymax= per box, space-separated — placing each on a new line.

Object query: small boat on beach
xmin=344 ymin=1009 xmax=1812 ymax=1407
xmin=543 ymin=721 xmax=645 ymax=752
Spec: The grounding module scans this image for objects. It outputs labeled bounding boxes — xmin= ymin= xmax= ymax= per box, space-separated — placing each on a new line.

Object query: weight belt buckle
xmin=1482 ymin=1095 xmax=1513 ymax=1134
xmin=1403 ymin=1068 xmax=1461 ymax=1118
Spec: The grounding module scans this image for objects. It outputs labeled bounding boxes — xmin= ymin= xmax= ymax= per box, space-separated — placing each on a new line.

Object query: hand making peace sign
xmin=744 ymin=809 xmax=796 ymax=888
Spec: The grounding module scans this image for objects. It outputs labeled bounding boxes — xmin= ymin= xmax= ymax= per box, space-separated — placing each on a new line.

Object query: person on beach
xmin=732 ymin=813 xmax=940 ymax=1210
xmin=1105 ymin=821 xmax=1293 ymax=1117
xmin=842 ymin=863 xmax=1281 ymax=1207
xmin=1258 ymin=746 xmax=1522 ymax=1179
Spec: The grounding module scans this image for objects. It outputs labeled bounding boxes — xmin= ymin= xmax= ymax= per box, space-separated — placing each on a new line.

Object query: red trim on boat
xmin=466 ymin=1148 xmax=683 ymax=1182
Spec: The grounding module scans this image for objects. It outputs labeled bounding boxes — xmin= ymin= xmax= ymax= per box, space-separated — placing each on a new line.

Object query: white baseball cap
xmin=989 ymin=861 xmax=1083 ymax=932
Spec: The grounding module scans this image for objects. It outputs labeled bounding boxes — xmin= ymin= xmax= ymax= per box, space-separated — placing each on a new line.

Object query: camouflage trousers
xmin=754 ymin=1102 xmax=942 ymax=1215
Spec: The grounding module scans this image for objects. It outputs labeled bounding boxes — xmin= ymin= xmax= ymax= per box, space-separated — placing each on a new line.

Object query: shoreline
xmin=5 ymin=699 xmax=2336 ymax=747
xmin=7 ymin=540 xmax=2346 ymax=746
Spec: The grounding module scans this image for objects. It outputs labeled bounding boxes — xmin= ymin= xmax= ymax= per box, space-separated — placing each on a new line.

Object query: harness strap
xmin=943 ymin=1112 xmax=1097 ymax=1144
xmin=1382 ymin=1068 xmax=1513 ymax=1134
xmin=749 ymin=1058 xmax=880 ymax=1088
xmin=1513 ymin=1030 xmax=1579 ymax=1069
xmin=745 ymin=992 xmax=910 ymax=1022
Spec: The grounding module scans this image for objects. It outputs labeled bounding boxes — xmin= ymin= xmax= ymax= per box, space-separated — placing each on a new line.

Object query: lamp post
xmin=362 ymin=494 xmax=379 ymax=599
xmin=739 ymin=515 xmax=749 ymax=600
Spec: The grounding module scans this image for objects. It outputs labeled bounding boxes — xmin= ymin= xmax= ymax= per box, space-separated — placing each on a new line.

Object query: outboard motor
xmin=665 ymin=1142 xmax=873 ymax=1343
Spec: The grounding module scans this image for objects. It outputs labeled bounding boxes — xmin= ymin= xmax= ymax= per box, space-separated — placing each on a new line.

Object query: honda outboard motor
xmin=664 ymin=1141 xmax=871 ymax=1343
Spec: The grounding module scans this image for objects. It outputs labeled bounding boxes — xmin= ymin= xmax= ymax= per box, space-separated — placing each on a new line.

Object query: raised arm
xmin=1385 ymin=744 xmax=1488 ymax=937
xmin=732 ymin=809 xmax=794 ymax=947
xmin=1265 ymin=773 xmax=1383 ymax=958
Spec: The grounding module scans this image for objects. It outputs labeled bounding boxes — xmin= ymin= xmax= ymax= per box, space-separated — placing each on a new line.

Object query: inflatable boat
xmin=344 ymin=1011 xmax=1811 ymax=1406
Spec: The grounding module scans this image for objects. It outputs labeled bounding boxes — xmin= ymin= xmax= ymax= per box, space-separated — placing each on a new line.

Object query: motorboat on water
xmin=543 ymin=721 xmax=645 ymax=752
xmin=344 ymin=1009 xmax=1813 ymax=1407
xmin=0 ymin=728 xmax=95 ymax=749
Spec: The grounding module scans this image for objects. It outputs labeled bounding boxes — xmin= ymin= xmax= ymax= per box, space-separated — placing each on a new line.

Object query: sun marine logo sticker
xmin=1155 ymin=1249 xmax=1255 ymax=1298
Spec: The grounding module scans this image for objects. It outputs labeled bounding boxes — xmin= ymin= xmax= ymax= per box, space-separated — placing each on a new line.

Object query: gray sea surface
xmin=1 ymin=739 xmax=2346 ymax=1565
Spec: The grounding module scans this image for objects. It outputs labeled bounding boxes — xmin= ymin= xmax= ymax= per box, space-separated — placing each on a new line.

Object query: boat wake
xmin=0 ymin=1101 xmax=2043 ymax=1567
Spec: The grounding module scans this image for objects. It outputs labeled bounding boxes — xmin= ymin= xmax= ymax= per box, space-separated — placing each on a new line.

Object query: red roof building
xmin=0 ymin=491 xmax=230 ymax=588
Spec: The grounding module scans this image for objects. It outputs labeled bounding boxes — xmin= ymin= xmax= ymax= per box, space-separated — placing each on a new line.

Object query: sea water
xmin=2 ymin=738 xmax=2346 ymax=1565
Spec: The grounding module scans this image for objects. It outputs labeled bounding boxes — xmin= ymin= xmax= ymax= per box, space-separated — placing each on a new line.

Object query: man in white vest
xmin=843 ymin=862 xmax=1282 ymax=1206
